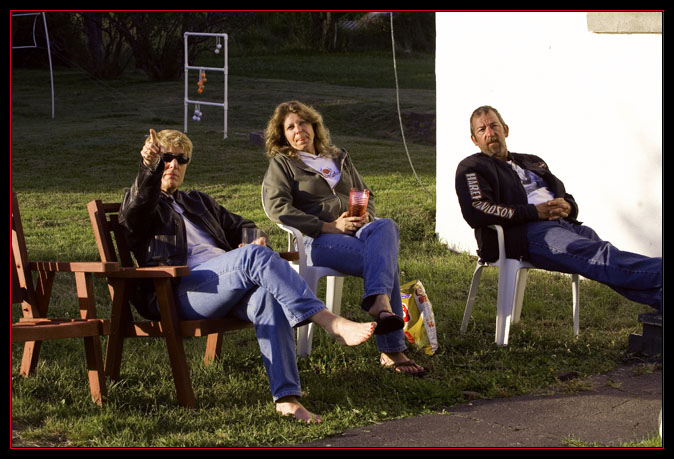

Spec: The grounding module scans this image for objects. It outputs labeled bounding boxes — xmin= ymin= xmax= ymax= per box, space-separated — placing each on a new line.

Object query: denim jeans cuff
xmin=290 ymin=305 xmax=326 ymax=328
xmin=272 ymin=389 xmax=303 ymax=402
xmin=360 ymin=291 xmax=391 ymax=312
xmin=377 ymin=342 xmax=408 ymax=354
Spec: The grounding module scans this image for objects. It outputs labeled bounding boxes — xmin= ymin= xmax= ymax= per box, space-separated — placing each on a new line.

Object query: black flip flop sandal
xmin=373 ymin=311 xmax=404 ymax=335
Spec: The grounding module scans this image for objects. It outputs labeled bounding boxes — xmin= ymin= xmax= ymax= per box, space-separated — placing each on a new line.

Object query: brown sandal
xmin=381 ymin=358 xmax=429 ymax=377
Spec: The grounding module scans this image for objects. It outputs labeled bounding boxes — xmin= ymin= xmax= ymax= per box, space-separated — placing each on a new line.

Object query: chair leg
xmin=154 ymin=278 xmax=196 ymax=408
xmin=298 ymin=276 xmax=345 ymax=357
xmin=19 ymin=270 xmax=57 ymax=376
xmin=104 ymin=332 xmax=125 ymax=380
xmin=511 ymin=268 xmax=529 ymax=325
xmin=19 ymin=341 xmax=41 ymax=376
xmin=325 ymin=276 xmax=344 ymax=316
xmin=296 ymin=329 xmax=311 ymax=357
xmin=461 ymin=263 xmax=484 ymax=334
xmin=104 ymin=279 xmax=129 ymax=380
xmin=73 ymin=271 xmax=107 ymax=405
xmin=204 ymin=333 xmax=223 ymax=366
xmin=495 ymin=260 xmax=520 ymax=346
xmin=83 ymin=335 xmax=107 ymax=406
xmin=296 ymin=271 xmax=319 ymax=358
xmin=571 ymin=274 xmax=580 ymax=337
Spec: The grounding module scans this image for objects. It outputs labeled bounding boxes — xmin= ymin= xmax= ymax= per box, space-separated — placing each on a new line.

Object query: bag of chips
xmin=400 ymin=280 xmax=438 ymax=355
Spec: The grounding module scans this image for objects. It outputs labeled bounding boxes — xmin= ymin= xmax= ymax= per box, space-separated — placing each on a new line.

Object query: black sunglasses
xmin=162 ymin=153 xmax=190 ymax=165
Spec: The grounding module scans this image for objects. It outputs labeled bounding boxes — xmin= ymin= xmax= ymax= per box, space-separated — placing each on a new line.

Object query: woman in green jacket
xmin=262 ymin=101 xmax=427 ymax=376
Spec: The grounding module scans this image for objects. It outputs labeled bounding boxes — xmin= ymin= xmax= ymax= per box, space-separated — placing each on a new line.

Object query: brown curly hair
xmin=264 ymin=101 xmax=341 ymax=159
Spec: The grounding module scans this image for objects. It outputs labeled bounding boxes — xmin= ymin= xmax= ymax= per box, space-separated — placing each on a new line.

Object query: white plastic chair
xmin=261 ymin=187 xmax=347 ymax=356
xmin=460 ymin=225 xmax=580 ymax=346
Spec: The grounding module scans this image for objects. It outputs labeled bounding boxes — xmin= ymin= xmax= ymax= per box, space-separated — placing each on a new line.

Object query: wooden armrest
xmin=29 ymin=261 xmax=120 ymax=273
xmin=106 ymin=265 xmax=190 ymax=278
xmin=12 ymin=319 xmax=108 ymax=342
xmin=18 ymin=317 xmax=109 ymax=325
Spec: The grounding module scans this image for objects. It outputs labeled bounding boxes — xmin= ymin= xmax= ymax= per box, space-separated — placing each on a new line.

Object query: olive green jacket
xmin=262 ymin=149 xmax=376 ymax=238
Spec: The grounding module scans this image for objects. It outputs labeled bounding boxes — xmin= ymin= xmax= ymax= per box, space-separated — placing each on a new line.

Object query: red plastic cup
xmin=348 ymin=188 xmax=370 ymax=217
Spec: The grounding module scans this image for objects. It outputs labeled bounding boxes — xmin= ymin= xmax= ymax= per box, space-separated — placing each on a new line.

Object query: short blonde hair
xmin=264 ymin=101 xmax=340 ymax=159
xmin=150 ymin=129 xmax=193 ymax=157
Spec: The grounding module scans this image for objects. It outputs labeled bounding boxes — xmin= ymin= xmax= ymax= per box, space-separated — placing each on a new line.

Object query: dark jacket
xmin=119 ymin=160 xmax=256 ymax=318
xmin=262 ymin=149 xmax=376 ymax=238
xmin=455 ymin=151 xmax=579 ymax=262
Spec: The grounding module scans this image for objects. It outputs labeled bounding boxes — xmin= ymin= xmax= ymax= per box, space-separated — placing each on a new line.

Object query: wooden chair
xmin=11 ymin=192 xmax=117 ymax=406
xmin=86 ymin=199 xmax=253 ymax=408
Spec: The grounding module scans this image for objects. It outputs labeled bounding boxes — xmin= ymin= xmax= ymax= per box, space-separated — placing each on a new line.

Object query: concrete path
xmin=296 ymin=364 xmax=662 ymax=448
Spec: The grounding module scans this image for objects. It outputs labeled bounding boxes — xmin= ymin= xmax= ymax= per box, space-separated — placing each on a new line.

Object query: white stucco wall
xmin=436 ymin=12 xmax=662 ymax=257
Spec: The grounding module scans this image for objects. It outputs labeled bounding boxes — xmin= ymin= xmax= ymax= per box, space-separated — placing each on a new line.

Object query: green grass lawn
xmin=10 ymin=52 xmax=659 ymax=447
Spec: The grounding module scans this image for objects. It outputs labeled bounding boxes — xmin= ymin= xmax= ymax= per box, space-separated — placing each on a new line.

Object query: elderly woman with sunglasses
xmin=119 ymin=129 xmax=376 ymax=423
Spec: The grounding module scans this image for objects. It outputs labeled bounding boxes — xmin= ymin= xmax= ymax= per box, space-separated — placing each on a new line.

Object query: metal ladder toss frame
xmin=183 ymin=32 xmax=228 ymax=139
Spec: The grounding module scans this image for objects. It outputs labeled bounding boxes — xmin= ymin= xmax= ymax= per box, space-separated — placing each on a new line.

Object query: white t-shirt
xmin=507 ymin=160 xmax=554 ymax=205
xmin=169 ymin=198 xmax=226 ymax=268
xmin=299 ymin=152 xmax=340 ymax=189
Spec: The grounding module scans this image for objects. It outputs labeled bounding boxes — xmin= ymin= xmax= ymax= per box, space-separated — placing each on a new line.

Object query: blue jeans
xmin=527 ymin=220 xmax=662 ymax=309
xmin=303 ymin=218 xmax=407 ymax=353
xmin=174 ymin=244 xmax=325 ymax=401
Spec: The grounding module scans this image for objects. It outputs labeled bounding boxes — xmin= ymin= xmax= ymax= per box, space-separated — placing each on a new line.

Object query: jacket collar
xmin=290 ymin=149 xmax=347 ymax=174
xmin=162 ymin=189 xmax=193 ymax=212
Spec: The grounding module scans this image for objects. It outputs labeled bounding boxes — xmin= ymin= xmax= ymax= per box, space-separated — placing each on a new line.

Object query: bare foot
xmin=276 ymin=396 xmax=322 ymax=423
xmin=312 ymin=310 xmax=376 ymax=346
